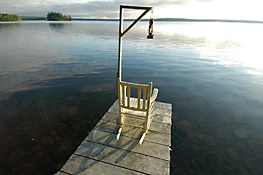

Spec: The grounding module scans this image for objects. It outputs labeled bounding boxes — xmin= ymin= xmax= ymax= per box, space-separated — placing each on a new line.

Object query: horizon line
xmin=19 ymin=16 xmax=263 ymax=24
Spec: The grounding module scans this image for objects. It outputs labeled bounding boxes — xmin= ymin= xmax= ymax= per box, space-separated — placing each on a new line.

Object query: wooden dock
xmin=57 ymin=100 xmax=172 ymax=175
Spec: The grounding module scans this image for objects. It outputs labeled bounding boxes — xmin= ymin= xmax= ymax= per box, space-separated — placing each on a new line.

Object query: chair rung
xmin=122 ymin=124 xmax=144 ymax=129
xmin=122 ymin=113 xmax=146 ymax=118
xmin=121 ymin=106 xmax=147 ymax=112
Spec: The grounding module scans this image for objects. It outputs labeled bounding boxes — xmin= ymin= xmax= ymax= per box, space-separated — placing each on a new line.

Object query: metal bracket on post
xmin=116 ymin=5 xmax=153 ymax=88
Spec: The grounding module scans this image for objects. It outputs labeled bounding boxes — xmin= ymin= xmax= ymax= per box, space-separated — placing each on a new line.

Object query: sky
xmin=0 ymin=0 xmax=262 ymax=21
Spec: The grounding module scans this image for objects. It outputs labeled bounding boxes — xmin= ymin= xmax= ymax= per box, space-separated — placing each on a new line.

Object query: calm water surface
xmin=1 ymin=20 xmax=263 ymax=174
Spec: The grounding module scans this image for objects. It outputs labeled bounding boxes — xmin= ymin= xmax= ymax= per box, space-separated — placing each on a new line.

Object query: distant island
xmin=46 ymin=12 xmax=72 ymax=21
xmin=0 ymin=13 xmax=22 ymax=22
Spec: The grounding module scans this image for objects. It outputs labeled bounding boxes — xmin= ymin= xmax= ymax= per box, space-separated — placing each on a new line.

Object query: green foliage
xmin=47 ymin=12 xmax=73 ymax=21
xmin=0 ymin=13 xmax=22 ymax=21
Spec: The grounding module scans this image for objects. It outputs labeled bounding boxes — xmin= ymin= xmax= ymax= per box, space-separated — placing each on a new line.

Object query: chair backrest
xmin=117 ymin=78 xmax=152 ymax=112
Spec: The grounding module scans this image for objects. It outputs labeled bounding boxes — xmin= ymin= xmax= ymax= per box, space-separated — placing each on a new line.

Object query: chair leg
xmin=117 ymin=113 xmax=125 ymax=140
xmin=116 ymin=127 xmax=122 ymax=140
xmin=139 ymin=132 xmax=146 ymax=145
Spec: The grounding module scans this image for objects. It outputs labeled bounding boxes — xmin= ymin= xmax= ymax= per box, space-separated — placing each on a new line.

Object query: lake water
xmin=1 ymin=20 xmax=263 ymax=174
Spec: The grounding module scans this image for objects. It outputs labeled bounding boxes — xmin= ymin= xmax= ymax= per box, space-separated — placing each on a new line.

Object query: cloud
xmin=2 ymin=0 xmax=261 ymax=21
xmin=0 ymin=0 xmax=215 ymax=18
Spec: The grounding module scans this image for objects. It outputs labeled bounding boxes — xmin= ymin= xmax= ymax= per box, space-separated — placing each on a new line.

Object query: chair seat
xmin=121 ymin=98 xmax=147 ymax=117
xmin=121 ymin=108 xmax=147 ymax=118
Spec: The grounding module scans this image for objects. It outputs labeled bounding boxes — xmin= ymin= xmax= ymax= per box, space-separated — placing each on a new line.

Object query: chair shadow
xmin=68 ymin=121 xmax=143 ymax=174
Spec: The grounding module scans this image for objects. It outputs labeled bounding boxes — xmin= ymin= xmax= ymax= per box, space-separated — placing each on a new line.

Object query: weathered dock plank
xmin=57 ymin=100 xmax=172 ymax=175
xmin=94 ymin=121 xmax=171 ymax=146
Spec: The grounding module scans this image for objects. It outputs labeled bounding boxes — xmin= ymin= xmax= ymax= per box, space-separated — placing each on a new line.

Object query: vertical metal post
xmin=117 ymin=6 xmax=123 ymax=81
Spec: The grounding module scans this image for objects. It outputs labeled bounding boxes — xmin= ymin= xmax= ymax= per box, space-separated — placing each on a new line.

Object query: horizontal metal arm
xmin=120 ymin=5 xmax=152 ymax=10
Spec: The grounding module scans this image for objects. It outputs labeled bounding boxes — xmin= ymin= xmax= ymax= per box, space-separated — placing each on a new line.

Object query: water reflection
xmin=0 ymin=21 xmax=117 ymax=102
xmin=125 ymin=22 xmax=263 ymax=75
xmin=0 ymin=61 xmax=116 ymax=102
xmin=0 ymin=22 xmax=21 ymax=30
xmin=49 ymin=23 xmax=72 ymax=30
xmin=1 ymin=21 xmax=263 ymax=174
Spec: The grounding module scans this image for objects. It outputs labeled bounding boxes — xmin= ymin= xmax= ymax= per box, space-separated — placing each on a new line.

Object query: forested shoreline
xmin=0 ymin=13 xmax=22 ymax=21
xmin=0 ymin=12 xmax=73 ymax=21
xmin=46 ymin=12 xmax=72 ymax=21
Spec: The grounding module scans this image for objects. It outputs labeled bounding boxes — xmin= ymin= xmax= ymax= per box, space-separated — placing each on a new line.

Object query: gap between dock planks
xmin=57 ymin=100 xmax=172 ymax=175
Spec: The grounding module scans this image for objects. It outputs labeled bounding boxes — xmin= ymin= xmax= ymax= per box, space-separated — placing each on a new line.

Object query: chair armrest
xmin=150 ymin=88 xmax=158 ymax=102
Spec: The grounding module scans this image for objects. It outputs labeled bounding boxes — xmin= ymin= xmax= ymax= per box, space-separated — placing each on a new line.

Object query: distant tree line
xmin=47 ymin=12 xmax=73 ymax=21
xmin=0 ymin=13 xmax=22 ymax=21
xmin=21 ymin=16 xmax=47 ymax=20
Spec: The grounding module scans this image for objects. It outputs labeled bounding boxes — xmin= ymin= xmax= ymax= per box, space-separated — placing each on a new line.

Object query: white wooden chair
xmin=116 ymin=78 xmax=158 ymax=145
